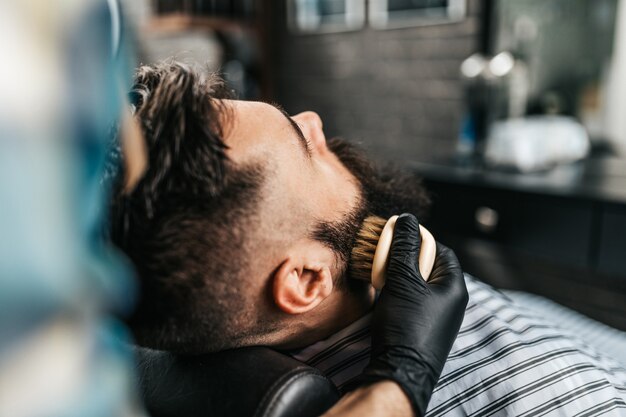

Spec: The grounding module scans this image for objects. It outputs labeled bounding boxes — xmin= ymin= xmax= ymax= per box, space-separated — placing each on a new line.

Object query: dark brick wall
xmin=270 ymin=0 xmax=484 ymax=163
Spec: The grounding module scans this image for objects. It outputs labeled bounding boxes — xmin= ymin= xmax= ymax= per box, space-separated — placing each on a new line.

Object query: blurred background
xmin=120 ymin=0 xmax=626 ymax=330
xmin=125 ymin=0 xmax=626 ymax=160
xmin=2 ymin=2 xmax=625 ymax=416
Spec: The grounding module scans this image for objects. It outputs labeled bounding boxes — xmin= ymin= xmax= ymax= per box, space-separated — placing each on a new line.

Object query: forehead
xmin=220 ymin=99 xmax=304 ymax=166
xmin=218 ymin=99 xmax=311 ymax=224
xmin=218 ymin=99 xmax=362 ymax=234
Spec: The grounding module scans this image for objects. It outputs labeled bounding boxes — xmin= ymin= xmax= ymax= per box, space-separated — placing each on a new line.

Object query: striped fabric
xmin=290 ymin=275 xmax=626 ymax=416
xmin=501 ymin=290 xmax=626 ymax=366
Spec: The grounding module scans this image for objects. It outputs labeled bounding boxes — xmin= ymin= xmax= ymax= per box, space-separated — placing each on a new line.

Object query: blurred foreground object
xmin=0 ymin=1 xmax=144 ymax=416
xmin=485 ymin=116 xmax=590 ymax=172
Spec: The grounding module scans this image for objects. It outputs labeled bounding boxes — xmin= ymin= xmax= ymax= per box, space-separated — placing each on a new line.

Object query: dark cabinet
xmin=427 ymin=185 xmax=595 ymax=269
xmin=597 ymin=205 xmax=626 ymax=278
xmin=427 ymin=184 xmax=516 ymax=243
xmin=412 ymin=159 xmax=626 ymax=330
xmin=511 ymin=198 xmax=593 ymax=269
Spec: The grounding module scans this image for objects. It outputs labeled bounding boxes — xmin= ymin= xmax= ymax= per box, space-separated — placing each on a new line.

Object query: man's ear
xmin=272 ymin=242 xmax=335 ymax=315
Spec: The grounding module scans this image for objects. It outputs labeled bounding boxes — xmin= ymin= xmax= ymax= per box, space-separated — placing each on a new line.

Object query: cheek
xmin=260 ymin=158 xmax=314 ymax=237
xmin=311 ymin=157 xmax=362 ymax=219
xmin=265 ymin=147 xmax=361 ymax=232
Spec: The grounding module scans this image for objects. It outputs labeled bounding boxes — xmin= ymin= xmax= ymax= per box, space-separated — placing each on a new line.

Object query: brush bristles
xmin=349 ymin=215 xmax=387 ymax=283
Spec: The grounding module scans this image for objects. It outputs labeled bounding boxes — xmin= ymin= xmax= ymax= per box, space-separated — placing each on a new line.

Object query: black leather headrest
xmin=134 ymin=346 xmax=340 ymax=417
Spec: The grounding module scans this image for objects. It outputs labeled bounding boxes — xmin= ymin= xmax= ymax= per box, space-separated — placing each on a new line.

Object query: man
xmin=110 ymin=62 xmax=626 ymax=416
xmin=109 ymin=62 xmax=438 ymax=354
xmin=108 ymin=61 xmax=468 ymax=416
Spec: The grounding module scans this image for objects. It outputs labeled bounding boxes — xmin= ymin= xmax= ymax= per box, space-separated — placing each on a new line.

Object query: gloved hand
xmin=355 ymin=213 xmax=468 ymax=416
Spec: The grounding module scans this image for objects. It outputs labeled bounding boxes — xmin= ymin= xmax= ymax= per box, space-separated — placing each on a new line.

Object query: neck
xmin=273 ymin=285 xmax=376 ymax=351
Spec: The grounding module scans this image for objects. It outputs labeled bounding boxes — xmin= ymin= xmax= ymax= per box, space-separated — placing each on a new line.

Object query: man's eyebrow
xmin=266 ymin=101 xmax=312 ymax=157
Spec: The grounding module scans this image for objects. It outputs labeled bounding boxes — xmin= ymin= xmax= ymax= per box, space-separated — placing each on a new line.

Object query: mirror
xmin=287 ymin=0 xmax=366 ymax=33
xmin=369 ymin=0 xmax=466 ymax=29
xmin=490 ymin=0 xmax=626 ymax=156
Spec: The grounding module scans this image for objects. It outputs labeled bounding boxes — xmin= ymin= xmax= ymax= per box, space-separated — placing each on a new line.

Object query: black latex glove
xmin=356 ymin=213 xmax=468 ymax=416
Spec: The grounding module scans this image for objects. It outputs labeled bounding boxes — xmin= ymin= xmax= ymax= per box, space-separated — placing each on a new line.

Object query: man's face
xmin=215 ymin=100 xmax=375 ymax=349
xmin=223 ymin=100 xmax=363 ymax=264
xmin=204 ymin=99 xmax=428 ymax=350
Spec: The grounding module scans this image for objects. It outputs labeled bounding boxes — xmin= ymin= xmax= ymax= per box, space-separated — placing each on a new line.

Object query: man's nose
xmin=293 ymin=111 xmax=327 ymax=153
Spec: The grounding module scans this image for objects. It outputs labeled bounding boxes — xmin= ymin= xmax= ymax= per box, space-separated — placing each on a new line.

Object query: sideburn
xmin=310 ymin=137 xmax=430 ymax=292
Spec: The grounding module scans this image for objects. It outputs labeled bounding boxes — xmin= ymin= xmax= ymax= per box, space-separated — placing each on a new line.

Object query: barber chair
xmin=134 ymin=346 xmax=340 ymax=417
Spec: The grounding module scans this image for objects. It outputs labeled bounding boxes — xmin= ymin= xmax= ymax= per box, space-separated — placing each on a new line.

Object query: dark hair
xmin=109 ymin=62 xmax=266 ymax=353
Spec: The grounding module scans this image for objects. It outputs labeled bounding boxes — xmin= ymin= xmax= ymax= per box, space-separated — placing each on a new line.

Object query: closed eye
xmin=266 ymin=101 xmax=313 ymax=157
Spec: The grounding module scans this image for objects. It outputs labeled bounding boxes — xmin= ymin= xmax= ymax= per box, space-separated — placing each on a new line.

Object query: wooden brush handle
xmin=418 ymin=225 xmax=436 ymax=281
xmin=371 ymin=217 xmax=437 ymax=289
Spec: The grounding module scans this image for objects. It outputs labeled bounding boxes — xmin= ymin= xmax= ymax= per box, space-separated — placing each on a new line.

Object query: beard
xmin=310 ymin=137 xmax=431 ymax=288
xmin=327 ymin=137 xmax=431 ymax=220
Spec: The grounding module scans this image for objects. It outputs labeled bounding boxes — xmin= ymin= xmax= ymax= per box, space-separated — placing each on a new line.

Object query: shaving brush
xmin=349 ymin=215 xmax=436 ymax=290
